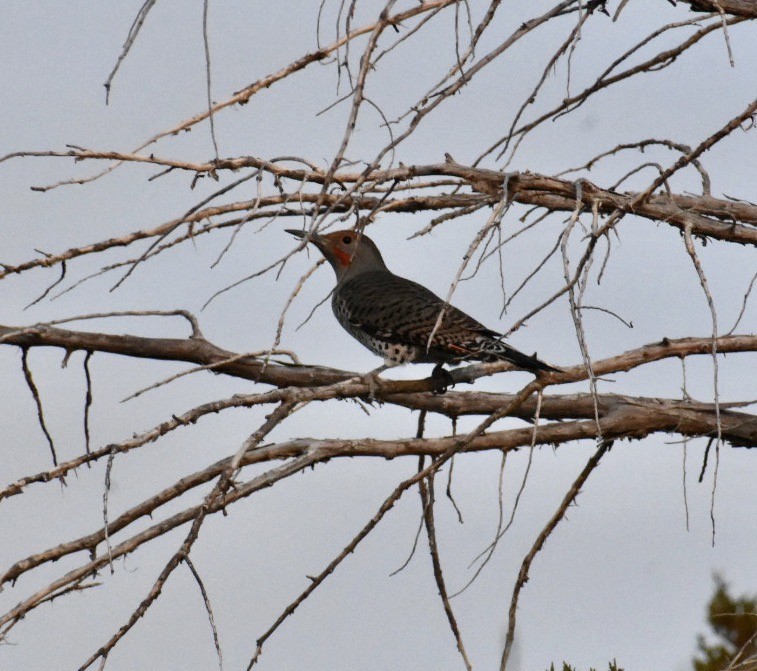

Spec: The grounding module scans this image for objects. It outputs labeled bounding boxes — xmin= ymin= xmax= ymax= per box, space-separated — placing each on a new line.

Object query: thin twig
xmin=78 ymin=402 xmax=297 ymax=670
xmin=420 ymin=470 xmax=473 ymax=671
xmin=24 ymin=258 xmax=67 ymax=309
xmin=454 ymin=391 xmax=543 ymax=598
xmin=248 ymin=381 xmax=541 ymax=668
xmin=500 ymin=440 xmax=612 ymax=670
xmin=104 ymin=0 xmax=159 ymax=103
xmin=561 ymin=190 xmax=602 ymax=438
xmin=83 ymin=351 xmax=93 ymax=458
xmin=682 ymin=223 xmax=722 ymax=546
xmin=388 ymin=512 xmax=425 ymax=577
xmin=681 ymin=358 xmax=690 ymax=533
xmin=185 ymin=556 xmax=224 ymax=671
xmin=202 ymin=0 xmax=220 ymax=161
xmin=21 ymin=348 xmax=58 ymax=465
xmin=727 ymin=270 xmax=757 ymax=335
xmin=103 ymin=446 xmax=117 ymax=573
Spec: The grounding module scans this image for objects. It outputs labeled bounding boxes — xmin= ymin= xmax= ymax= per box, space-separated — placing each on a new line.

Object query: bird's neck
xmin=336 ymin=263 xmax=389 ymax=284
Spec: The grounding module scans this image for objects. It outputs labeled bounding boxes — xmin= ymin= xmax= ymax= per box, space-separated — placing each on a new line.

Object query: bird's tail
xmin=479 ymin=338 xmax=560 ymax=373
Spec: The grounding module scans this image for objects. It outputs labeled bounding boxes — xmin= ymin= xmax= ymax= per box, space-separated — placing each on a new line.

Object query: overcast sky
xmin=1 ymin=2 xmax=755 ymax=670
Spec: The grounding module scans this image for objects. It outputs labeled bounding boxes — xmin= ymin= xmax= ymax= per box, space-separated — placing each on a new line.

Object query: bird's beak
xmin=286 ymin=229 xmax=328 ymax=256
xmin=285 ymin=228 xmax=319 ymax=242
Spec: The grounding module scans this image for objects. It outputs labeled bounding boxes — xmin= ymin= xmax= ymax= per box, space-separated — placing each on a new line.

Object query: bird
xmin=286 ymin=228 xmax=559 ymax=386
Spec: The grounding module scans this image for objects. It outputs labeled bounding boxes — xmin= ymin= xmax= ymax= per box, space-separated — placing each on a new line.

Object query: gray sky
xmin=1 ymin=2 xmax=755 ymax=670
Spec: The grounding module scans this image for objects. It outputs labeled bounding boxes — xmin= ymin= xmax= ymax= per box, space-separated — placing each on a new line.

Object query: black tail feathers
xmin=483 ymin=339 xmax=561 ymax=373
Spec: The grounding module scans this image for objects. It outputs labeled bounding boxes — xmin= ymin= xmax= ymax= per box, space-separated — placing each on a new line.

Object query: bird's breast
xmin=331 ymin=289 xmax=423 ymax=364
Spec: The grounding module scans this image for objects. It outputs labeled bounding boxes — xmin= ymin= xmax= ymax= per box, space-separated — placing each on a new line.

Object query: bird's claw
xmin=357 ymin=370 xmax=383 ymax=404
xmin=366 ymin=372 xmax=378 ymax=403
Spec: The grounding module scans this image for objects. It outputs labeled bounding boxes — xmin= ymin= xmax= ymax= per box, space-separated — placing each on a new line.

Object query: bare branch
xmin=500 ymin=441 xmax=612 ymax=670
xmin=77 ymin=402 xmax=295 ymax=670
xmin=420 ymin=470 xmax=472 ymax=671
xmin=82 ymin=351 xmax=93 ymax=457
xmin=678 ymin=0 xmax=757 ymax=18
xmin=20 ymin=348 xmax=58 ymax=466
xmin=185 ymin=555 xmax=224 ymax=670
xmin=682 ymin=224 xmax=722 ymax=545
xmin=0 ymin=322 xmax=754 ymax=402
xmin=103 ymin=0 xmax=159 ymax=103
xmin=247 ymin=381 xmax=542 ymax=668
xmin=2 ymin=3 xmax=755 ymax=667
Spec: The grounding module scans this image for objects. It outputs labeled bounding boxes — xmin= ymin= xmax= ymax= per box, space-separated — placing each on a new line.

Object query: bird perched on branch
xmin=286 ymin=228 xmax=559 ymax=387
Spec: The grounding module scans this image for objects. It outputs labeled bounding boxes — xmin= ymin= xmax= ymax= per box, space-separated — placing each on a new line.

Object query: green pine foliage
xmin=546 ymin=661 xmax=624 ymax=671
xmin=693 ymin=575 xmax=757 ymax=671
xmin=543 ymin=577 xmax=757 ymax=671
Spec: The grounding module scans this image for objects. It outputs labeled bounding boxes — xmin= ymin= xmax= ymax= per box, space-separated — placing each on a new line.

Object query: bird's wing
xmin=337 ymin=271 xmax=559 ymax=371
xmin=338 ymin=272 xmax=495 ymax=353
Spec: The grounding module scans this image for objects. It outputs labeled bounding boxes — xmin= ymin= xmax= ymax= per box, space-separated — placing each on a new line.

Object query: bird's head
xmin=286 ymin=228 xmax=388 ymax=281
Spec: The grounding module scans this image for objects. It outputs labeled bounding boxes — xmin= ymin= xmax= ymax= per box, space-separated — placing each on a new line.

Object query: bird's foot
xmin=364 ymin=372 xmax=380 ymax=403
xmin=359 ymin=364 xmax=388 ymax=403
xmin=430 ymin=364 xmax=455 ymax=395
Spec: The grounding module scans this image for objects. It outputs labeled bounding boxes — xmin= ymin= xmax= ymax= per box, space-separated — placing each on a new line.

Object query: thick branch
xmin=3 ymin=388 xmax=752 ymax=507
xmin=2 ymin=391 xmax=753 ymax=589
xmin=394 ymin=392 xmax=757 ymax=446
xmin=678 ymin=0 xmax=757 ymax=18
xmin=1 ymin=324 xmax=754 ymax=395
xmin=1 ymin=162 xmax=754 ymax=284
xmin=411 ymin=164 xmax=757 ymax=245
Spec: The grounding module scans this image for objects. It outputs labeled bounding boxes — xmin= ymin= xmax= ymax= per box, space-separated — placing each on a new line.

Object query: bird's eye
xmin=342 ymin=235 xmax=353 ymax=244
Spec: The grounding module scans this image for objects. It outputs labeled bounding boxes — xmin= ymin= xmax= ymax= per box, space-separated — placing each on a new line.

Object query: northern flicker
xmin=286 ymin=228 xmax=559 ymax=380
